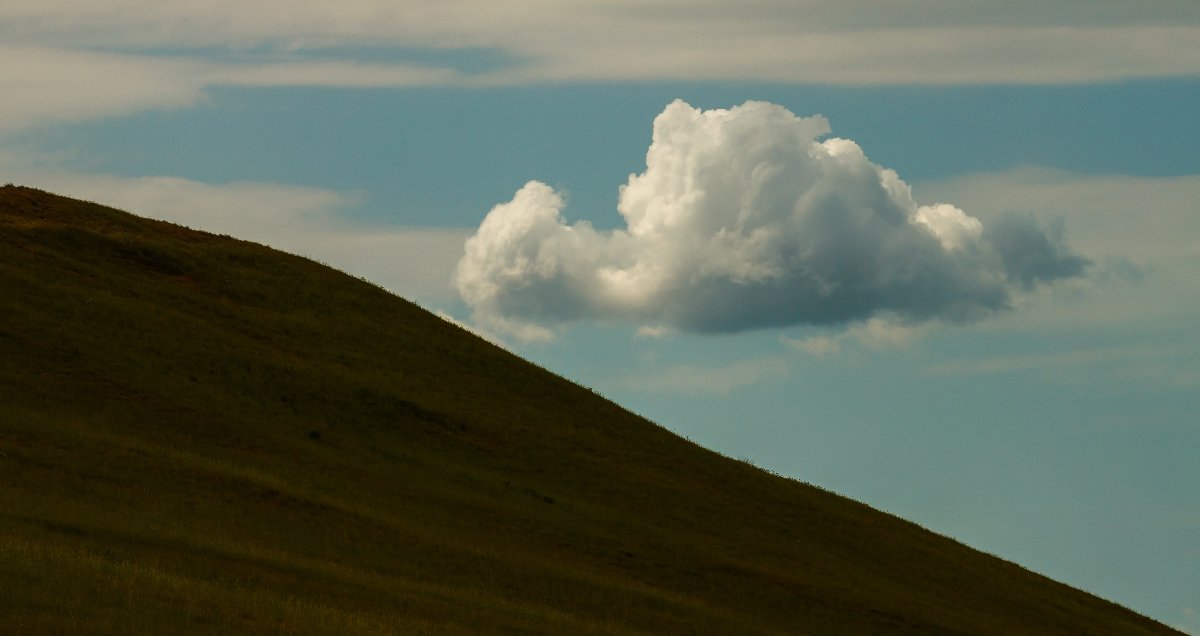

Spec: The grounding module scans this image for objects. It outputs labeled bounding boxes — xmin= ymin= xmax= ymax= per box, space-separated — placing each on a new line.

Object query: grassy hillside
xmin=0 ymin=184 xmax=1179 ymax=635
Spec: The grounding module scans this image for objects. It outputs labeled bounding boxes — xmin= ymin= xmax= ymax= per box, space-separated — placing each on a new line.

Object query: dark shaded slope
xmin=0 ymin=185 xmax=1178 ymax=635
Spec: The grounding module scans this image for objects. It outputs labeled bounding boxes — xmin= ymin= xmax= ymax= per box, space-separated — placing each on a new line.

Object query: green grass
xmin=0 ymin=184 xmax=1182 ymax=634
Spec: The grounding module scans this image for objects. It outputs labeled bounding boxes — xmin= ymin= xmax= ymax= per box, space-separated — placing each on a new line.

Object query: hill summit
xmin=0 ymin=185 xmax=1178 ymax=634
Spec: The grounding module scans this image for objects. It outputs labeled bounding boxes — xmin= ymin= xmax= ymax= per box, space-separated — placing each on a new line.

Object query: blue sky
xmin=3 ymin=2 xmax=1198 ymax=630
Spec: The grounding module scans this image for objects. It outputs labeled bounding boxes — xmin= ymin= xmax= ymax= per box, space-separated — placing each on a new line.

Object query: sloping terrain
xmin=0 ymin=185 xmax=1179 ymax=634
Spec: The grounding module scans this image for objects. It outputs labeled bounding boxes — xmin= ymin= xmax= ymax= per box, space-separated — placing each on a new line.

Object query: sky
xmin=3 ymin=1 xmax=1198 ymax=630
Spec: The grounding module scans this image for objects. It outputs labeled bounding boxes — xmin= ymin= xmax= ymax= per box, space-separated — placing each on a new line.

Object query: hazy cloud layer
xmin=0 ymin=44 xmax=459 ymax=135
xmin=456 ymin=100 xmax=1088 ymax=338
xmin=13 ymin=0 xmax=1199 ymax=49
xmin=3 ymin=2 xmax=1199 ymax=132
xmin=0 ymin=154 xmax=469 ymax=304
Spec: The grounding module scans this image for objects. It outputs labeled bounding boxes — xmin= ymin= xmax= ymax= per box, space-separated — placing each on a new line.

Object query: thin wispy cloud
xmin=785 ymin=318 xmax=926 ymax=358
xmin=924 ymin=343 xmax=1200 ymax=390
xmin=456 ymin=100 xmax=1088 ymax=340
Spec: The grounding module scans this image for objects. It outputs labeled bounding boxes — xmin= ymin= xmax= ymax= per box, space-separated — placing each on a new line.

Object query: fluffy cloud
xmin=455 ymin=100 xmax=1088 ymax=338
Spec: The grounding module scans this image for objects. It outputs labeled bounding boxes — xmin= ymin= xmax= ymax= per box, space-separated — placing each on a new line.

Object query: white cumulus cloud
xmin=455 ymin=100 xmax=1088 ymax=339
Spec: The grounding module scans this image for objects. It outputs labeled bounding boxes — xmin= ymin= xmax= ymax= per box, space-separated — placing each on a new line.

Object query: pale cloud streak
xmin=0 ymin=154 xmax=470 ymax=304
xmin=495 ymin=25 xmax=1200 ymax=86
xmin=0 ymin=46 xmax=206 ymax=135
xmin=785 ymin=318 xmax=927 ymax=358
xmin=2 ymin=2 xmax=1199 ymax=133
xmin=924 ymin=343 xmax=1200 ymax=389
xmin=613 ymin=356 xmax=793 ymax=396
xmin=0 ymin=44 xmax=461 ymax=135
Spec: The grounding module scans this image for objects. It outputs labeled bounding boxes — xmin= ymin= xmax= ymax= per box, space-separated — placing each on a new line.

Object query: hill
xmin=0 ymin=184 xmax=1179 ymax=635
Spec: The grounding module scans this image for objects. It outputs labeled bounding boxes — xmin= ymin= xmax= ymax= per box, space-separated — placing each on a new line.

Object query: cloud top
xmin=455 ymin=100 xmax=1088 ymax=338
